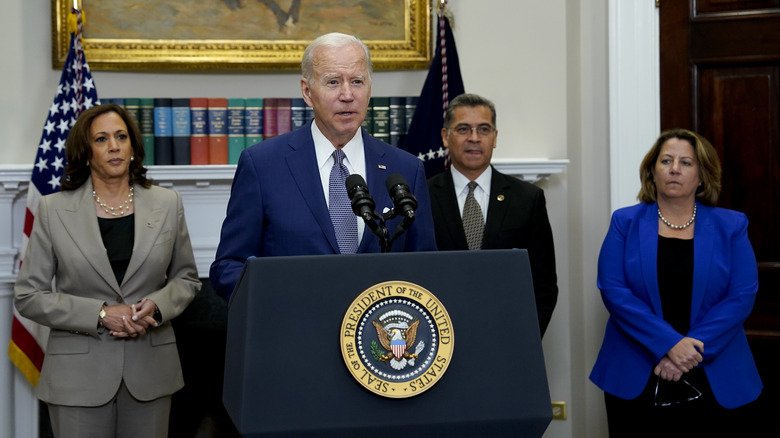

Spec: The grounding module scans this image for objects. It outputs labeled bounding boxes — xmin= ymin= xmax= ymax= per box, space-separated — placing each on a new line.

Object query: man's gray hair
xmin=301 ymin=33 xmax=373 ymax=84
xmin=444 ymin=93 xmax=497 ymax=128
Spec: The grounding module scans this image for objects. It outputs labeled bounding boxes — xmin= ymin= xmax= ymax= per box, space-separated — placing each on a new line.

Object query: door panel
xmin=697 ymin=0 xmax=779 ymax=14
xmin=699 ymin=66 xmax=779 ymax=251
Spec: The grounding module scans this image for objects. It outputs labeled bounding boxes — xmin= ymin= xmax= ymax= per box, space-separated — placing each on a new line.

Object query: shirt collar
xmin=312 ymin=122 xmax=364 ymax=172
xmin=451 ymin=166 xmax=492 ymax=196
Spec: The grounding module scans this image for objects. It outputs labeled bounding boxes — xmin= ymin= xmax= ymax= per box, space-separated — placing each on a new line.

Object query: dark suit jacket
xmin=14 ymin=178 xmax=201 ymax=406
xmin=427 ymin=167 xmax=558 ymax=335
xmin=210 ymin=120 xmax=437 ymax=300
xmin=590 ymin=202 xmax=761 ymax=408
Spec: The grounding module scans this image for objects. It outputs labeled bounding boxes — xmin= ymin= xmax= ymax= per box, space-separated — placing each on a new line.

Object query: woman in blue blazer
xmin=590 ymin=129 xmax=762 ymax=436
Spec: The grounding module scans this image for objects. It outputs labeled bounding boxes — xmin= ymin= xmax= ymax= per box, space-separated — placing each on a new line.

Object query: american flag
xmin=7 ymin=9 xmax=99 ymax=386
xmin=399 ymin=1 xmax=464 ymax=178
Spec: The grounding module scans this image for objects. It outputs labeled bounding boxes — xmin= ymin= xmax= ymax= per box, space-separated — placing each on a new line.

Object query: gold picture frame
xmin=52 ymin=0 xmax=431 ymax=71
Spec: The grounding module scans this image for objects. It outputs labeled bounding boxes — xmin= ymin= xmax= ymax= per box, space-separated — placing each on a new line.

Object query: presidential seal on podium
xmin=340 ymin=281 xmax=454 ymax=398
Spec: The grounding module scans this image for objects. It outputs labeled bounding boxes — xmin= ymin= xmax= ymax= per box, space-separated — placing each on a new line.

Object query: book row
xmin=101 ymin=97 xmax=420 ymax=166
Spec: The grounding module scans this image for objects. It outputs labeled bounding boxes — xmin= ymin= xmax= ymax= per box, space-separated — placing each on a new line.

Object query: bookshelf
xmin=102 ymin=96 xmax=420 ymax=165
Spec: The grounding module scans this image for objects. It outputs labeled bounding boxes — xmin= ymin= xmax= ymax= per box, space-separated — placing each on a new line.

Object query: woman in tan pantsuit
xmin=15 ymin=103 xmax=200 ymax=438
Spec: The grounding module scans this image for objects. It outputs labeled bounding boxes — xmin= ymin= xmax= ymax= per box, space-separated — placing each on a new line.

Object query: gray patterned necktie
xmin=463 ymin=181 xmax=484 ymax=250
xmin=329 ymin=149 xmax=358 ymax=254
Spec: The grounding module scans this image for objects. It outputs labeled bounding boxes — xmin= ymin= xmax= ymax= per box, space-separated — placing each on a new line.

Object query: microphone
xmin=345 ymin=174 xmax=376 ymax=222
xmin=385 ymin=174 xmax=417 ymax=221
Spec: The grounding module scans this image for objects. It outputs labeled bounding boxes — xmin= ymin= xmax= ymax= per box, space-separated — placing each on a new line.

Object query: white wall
xmin=447 ymin=2 xmax=578 ymax=438
xmin=565 ymin=1 xmax=610 ymax=436
xmin=1 ymin=1 xmax=620 ymax=437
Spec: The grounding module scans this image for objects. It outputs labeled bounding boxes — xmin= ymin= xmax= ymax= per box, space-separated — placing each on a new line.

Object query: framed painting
xmin=52 ymin=0 xmax=431 ymax=71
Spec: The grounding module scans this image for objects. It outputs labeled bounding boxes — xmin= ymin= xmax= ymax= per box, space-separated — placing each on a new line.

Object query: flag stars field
xmin=44 ymin=120 xmax=55 ymax=135
xmin=35 ymin=158 xmax=48 ymax=173
xmin=8 ymin=8 xmax=100 ymax=386
xmin=54 ymin=137 xmax=67 ymax=153
xmin=39 ymin=138 xmax=52 ymax=153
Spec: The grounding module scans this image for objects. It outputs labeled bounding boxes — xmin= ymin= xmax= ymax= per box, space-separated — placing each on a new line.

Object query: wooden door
xmin=660 ymin=1 xmax=780 ymax=434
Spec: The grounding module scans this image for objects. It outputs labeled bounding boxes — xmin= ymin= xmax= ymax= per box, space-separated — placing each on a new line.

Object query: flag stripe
xmin=8 ymin=340 xmax=41 ymax=387
xmin=23 ymin=208 xmax=34 ymax=237
xmin=8 ymin=318 xmax=44 ymax=383
xmin=9 ymin=8 xmax=99 ymax=387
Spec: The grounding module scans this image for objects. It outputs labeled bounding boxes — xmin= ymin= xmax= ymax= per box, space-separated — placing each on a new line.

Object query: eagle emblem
xmin=340 ymin=281 xmax=454 ymax=398
xmin=371 ymin=310 xmax=425 ymax=370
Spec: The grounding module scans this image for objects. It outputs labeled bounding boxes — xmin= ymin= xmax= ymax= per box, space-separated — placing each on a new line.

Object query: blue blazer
xmin=210 ymin=121 xmax=437 ymax=300
xmin=589 ymin=201 xmax=761 ymax=408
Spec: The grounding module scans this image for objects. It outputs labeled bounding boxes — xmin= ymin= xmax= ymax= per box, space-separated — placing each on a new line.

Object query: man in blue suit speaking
xmin=210 ymin=33 xmax=437 ymax=300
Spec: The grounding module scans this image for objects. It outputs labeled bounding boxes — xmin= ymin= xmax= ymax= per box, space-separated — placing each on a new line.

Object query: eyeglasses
xmin=653 ymin=376 xmax=702 ymax=407
xmin=448 ymin=124 xmax=495 ymax=137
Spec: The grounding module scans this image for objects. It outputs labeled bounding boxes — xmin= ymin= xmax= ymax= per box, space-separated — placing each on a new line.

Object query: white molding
xmin=146 ymin=165 xmax=237 ymax=185
xmin=13 ymin=372 xmax=38 ymax=438
xmin=0 ymin=284 xmax=16 ymax=438
xmin=0 ymin=170 xmax=28 ymax=283
xmin=144 ymin=161 xmax=569 ymax=184
xmin=608 ymin=0 xmax=659 ymax=211
xmin=491 ymin=158 xmax=569 ymax=183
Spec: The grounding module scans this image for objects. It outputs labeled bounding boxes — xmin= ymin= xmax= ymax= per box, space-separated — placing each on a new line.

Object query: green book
xmin=245 ymin=98 xmax=263 ymax=147
xmin=389 ymin=96 xmax=404 ymax=147
xmin=124 ymin=98 xmax=142 ymax=132
xmin=227 ymin=98 xmax=246 ymax=164
xmin=371 ymin=96 xmax=390 ymax=144
xmin=362 ymin=97 xmax=374 ymax=134
xmin=139 ymin=98 xmax=155 ymax=166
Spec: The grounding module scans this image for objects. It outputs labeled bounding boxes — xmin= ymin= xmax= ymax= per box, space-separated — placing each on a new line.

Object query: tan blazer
xmin=15 ymin=178 xmax=200 ymax=406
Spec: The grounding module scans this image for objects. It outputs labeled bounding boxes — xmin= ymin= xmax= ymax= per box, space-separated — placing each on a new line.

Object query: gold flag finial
xmin=439 ymin=0 xmax=455 ymax=30
xmin=67 ymin=2 xmax=85 ymax=34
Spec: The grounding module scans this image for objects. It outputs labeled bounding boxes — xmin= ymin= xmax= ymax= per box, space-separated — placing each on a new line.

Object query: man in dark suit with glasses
xmin=427 ymin=93 xmax=558 ymax=336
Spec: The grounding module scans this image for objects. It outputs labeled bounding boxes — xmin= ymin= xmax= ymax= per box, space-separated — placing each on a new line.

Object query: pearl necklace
xmin=93 ymin=186 xmax=134 ymax=216
xmin=657 ymin=203 xmax=696 ymax=230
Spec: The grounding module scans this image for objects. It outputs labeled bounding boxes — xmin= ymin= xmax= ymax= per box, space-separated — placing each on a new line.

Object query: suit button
xmin=116 ymin=297 xmax=124 ymax=303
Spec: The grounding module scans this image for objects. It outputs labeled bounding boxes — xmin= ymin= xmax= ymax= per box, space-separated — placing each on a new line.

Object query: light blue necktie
xmin=329 ymin=149 xmax=358 ymax=254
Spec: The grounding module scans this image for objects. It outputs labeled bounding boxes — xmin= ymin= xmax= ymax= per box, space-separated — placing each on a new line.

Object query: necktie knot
xmin=333 ymin=149 xmax=345 ymax=166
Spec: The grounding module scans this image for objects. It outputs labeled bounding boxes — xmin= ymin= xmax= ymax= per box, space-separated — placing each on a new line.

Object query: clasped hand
xmin=100 ymin=299 xmax=158 ymax=338
xmin=654 ymin=336 xmax=704 ymax=381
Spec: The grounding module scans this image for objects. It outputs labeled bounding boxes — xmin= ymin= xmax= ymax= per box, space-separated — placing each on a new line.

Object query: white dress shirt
xmin=312 ymin=122 xmax=366 ymax=243
xmin=450 ymin=166 xmax=491 ymax=222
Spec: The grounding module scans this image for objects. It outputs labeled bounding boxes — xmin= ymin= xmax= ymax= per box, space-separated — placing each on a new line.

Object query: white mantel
xmin=0 ymin=159 xmax=567 ymax=280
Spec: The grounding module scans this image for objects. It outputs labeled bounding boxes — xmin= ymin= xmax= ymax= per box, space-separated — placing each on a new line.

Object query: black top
xmin=98 ymin=214 xmax=134 ymax=286
xmin=657 ymin=235 xmax=694 ymax=334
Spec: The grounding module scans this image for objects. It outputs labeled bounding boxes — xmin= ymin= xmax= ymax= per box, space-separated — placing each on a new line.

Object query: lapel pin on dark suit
xmin=378 ymin=164 xmax=387 ymax=169
xmin=497 ymin=194 xmax=505 ymax=202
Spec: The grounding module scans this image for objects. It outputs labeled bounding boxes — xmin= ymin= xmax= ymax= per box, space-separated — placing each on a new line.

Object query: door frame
xmin=609 ymin=0 xmax=659 ymax=211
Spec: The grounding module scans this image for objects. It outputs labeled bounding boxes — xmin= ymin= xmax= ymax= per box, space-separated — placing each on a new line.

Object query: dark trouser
xmin=604 ymin=368 xmax=763 ymax=438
